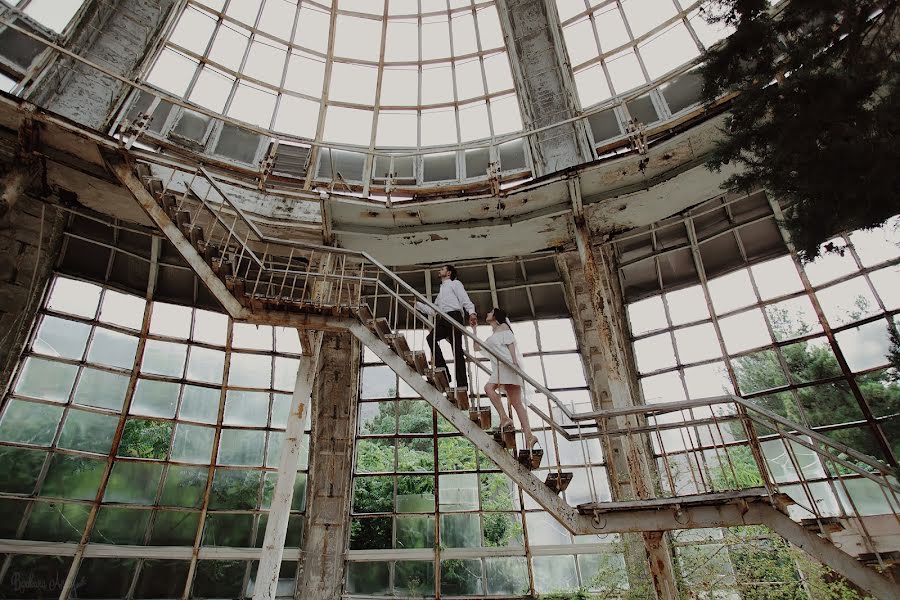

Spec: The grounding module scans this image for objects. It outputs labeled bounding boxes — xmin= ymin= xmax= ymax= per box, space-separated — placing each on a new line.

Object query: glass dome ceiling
xmin=145 ymin=0 xmax=523 ymax=149
xmin=556 ymin=0 xmax=734 ymax=108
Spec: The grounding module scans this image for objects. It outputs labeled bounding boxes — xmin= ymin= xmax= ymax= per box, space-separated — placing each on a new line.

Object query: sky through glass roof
xmin=144 ymin=0 xmax=523 ymax=149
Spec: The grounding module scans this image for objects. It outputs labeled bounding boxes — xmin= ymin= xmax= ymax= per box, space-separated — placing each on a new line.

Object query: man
xmin=415 ymin=264 xmax=478 ymax=389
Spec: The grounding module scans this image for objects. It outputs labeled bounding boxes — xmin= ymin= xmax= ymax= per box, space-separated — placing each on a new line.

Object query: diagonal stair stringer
xmin=109 ymin=154 xmax=250 ymax=320
xmin=747 ymin=503 xmax=898 ymax=600
xmin=350 ymin=322 xmax=599 ymax=535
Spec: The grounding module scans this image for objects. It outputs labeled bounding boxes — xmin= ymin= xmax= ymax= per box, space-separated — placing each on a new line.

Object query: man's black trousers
xmin=426 ymin=310 xmax=467 ymax=388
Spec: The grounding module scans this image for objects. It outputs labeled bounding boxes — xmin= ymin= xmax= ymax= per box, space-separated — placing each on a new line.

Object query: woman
xmin=479 ymin=307 xmax=538 ymax=451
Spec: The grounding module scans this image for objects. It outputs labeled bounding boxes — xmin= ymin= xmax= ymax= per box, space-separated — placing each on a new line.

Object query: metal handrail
xmin=147 ymin=158 xmax=586 ymax=425
xmin=147 ymin=160 xmax=900 ymax=518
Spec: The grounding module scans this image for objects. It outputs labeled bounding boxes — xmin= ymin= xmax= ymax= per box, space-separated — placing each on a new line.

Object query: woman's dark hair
xmin=491 ymin=307 xmax=509 ymax=324
xmin=444 ymin=264 xmax=458 ymax=280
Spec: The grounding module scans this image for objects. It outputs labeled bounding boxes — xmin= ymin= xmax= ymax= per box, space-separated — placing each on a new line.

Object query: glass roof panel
xmin=142 ymin=0 xmax=521 ymax=149
xmin=556 ymin=0 xmax=732 ymax=109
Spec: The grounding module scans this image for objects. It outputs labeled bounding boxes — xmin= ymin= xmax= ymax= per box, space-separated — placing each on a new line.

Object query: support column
xmin=0 ymin=189 xmax=65 ymax=396
xmin=496 ymin=0 xmax=594 ymax=176
xmin=253 ymin=333 xmax=323 ymax=600
xmin=24 ymin=0 xmax=179 ymax=130
xmin=296 ymin=331 xmax=359 ymax=599
xmin=558 ymin=216 xmax=679 ymax=599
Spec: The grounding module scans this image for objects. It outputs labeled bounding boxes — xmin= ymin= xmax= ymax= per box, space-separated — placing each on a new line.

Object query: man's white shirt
xmin=415 ymin=278 xmax=475 ymax=317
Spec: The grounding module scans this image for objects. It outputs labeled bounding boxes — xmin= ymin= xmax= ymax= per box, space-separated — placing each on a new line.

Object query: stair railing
xmin=137 ymin=157 xmax=610 ymax=507
xmin=571 ymin=392 xmax=899 ymax=570
xmin=138 ymin=157 xmax=900 ymax=550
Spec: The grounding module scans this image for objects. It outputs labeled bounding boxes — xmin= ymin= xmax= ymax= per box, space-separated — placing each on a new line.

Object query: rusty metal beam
xmin=747 ymin=504 xmax=899 ymax=600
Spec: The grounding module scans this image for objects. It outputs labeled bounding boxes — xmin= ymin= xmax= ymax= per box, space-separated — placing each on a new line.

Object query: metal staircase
xmin=110 ymin=152 xmax=899 ymax=599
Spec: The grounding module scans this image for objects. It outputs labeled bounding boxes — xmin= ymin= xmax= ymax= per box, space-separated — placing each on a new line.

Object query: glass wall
xmin=616 ymin=195 xmax=900 ymax=593
xmin=0 ymin=275 xmax=309 ymax=598
xmin=347 ymin=313 xmax=624 ymax=598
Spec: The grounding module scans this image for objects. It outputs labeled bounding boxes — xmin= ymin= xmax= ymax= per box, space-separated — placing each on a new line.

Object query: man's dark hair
xmin=444 ymin=264 xmax=458 ymax=280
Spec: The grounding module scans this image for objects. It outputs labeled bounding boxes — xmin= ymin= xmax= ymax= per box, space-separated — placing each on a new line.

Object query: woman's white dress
xmin=481 ymin=327 xmax=528 ymax=404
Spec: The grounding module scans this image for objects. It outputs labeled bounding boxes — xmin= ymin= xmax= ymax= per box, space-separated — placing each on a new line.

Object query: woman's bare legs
xmin=484 ymin=383 xmax=514 ymax=429
xmin=505 ymin=385 xmax=536 ymax=448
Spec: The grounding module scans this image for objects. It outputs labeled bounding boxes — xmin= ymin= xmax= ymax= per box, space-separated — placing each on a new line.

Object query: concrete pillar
xmin=25 ymin=0 xmax=179 ymax=130
xmin=0 ymin=188 xmax=65 ymax=396
xmin=496 ymin=0 xmax=594 ymax=176
xmin=557 ymin=219 xmax=679 ymax=599
xmin=296 ymin=331 xmax=359 ymax=599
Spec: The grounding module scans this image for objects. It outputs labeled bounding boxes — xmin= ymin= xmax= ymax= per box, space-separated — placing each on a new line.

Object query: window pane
xmin=15 ymin=357 xmax=78 ymax=402
xmin=0 ymin=399 xmax=63 ymax=446
xmin=99 ymin=290 xmax=145 ymax=330
xmin=171 ymin=423 xmax=215 ymax=464
xmin=224 ymin=390 xmax=269 ymax=427
xmin=186 ymin=346 xmax=226 ymax=384
xmin=217 ymin=429 xmax=265 ymax=466
xmin=47 ymin=277 xmax=101 ymax=318
xmin=33 ymin=316 xmax=91 ymax=359
xmin=229 ymin=352 xmax=272 ymax=388
xmin=73 ymin=367 xmax=130 ymax=410
xmin=142 ymin=340 xmax=188 ymax=377
xmin=87 ymin=328 xmax=139 ymax=369
xmin=57 ymin=409 xmax=118 ymax=454
xmin=132 ymin=379 xmax=179 ymax=419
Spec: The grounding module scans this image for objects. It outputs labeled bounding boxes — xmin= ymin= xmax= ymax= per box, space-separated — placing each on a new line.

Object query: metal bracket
xmin=626 ymin=118 xmax=649 ymax=172
xmin=487 ymin=160 xmax=501 ymax=196
xmin=258 ymin=141 xmax=279 ymax=191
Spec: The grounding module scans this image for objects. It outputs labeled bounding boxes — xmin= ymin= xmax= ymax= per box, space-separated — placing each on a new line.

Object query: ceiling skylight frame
xmin=141 ymin=0 xmax=523 ymax=154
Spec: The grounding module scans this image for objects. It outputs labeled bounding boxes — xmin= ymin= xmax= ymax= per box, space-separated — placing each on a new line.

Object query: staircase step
xmin=493 ymin=428 xmax=517 ymax=450
xmin=545 ymin=471 xmax=573 ymax=494
xmin=356 ymin=304 xmax=374 ymax=326
xmin=857 ymin=551 xmax=900 ymax=566
xmin=190 ymin=225 xmax=204 ymax=247
xmin=448 ymin=387 xmax=470 ymax=410
xmin=517 ymin=448 xmax=543 ymax=470
xmin=801 ymin=517 xmax=844 ymax=534
xmin=384 ymin=333 xmax=410 ymax=356
xmin=214 ymin=259 xmax=233 ymax=279
xmin=425 ymin=367 xmax=450 ymax=393
xmin=135 ymin=162 xmax=152 ymax=180
xmin=471 ymin=407 xmax=491 ymax=429
xmin=144 ymin=176 xmax=163 ymax=196
xmin=577 ymin=488 xmax=772 ymax=515
xmin=160 ymin=192 xmax=177 ymax=212
xmin=203 ymin=243 xmax=220 ymax=265
xmin=404 ymin=350 xmax=428 ymax=375
xmin=371 ymin=318 xmax=393 ymax=344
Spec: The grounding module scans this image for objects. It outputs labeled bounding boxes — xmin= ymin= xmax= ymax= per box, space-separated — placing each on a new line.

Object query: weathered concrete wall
xmin=497 ymin=0 xmax=593 ymax=175
xmin=27 ymin=0 xmax=177 ymax=130
xmin=297 ymin=331 xmax=359 ymax=599
xmin=0 ymin=191 xmax=65 ymax=394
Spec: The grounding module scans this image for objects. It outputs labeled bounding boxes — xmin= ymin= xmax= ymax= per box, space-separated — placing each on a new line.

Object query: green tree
xmin=699 ymin=0 xmax=900 ymax=259
xmin=887 ymin=325 xmax=900 ymax=377
xmin=732 ymin=306 xmax=900 ymax=466
xmin=117 ymin=418 xmax=172 ymax=459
